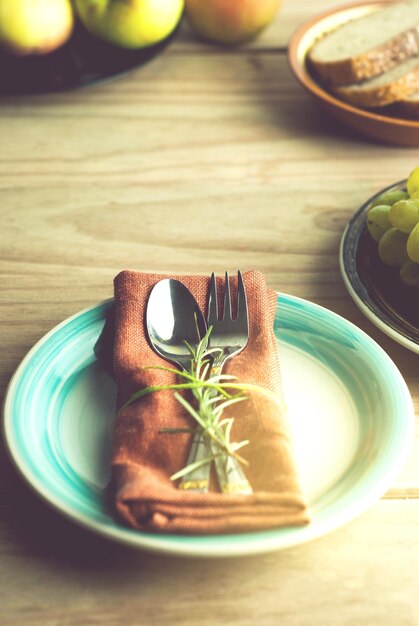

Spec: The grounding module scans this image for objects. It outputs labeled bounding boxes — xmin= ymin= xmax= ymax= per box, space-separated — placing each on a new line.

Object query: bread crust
xmin=309 ymin=25 xmax=419 ymax=87
xmin=334 ymin=63 xmax=419 ymax=107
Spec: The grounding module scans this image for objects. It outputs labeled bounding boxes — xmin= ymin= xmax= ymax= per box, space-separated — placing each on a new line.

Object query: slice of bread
xmin=333 ymin=56 xmax=419 ymax=107
xmin=308 ymin=1 xmax=419 ymax=87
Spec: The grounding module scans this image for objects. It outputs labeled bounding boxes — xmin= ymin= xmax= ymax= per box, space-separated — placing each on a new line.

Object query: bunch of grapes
xmin=367 ymin=166 xmax=419 ymax=288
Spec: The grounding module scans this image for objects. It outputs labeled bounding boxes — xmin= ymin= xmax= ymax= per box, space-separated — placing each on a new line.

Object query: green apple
xmin=185 ymin=0 xmax=282 ymax=45
xmin=0 ymin=0 xmax=74 ymax=56
xmin=74 ymin=0 xmax=184 ymax=49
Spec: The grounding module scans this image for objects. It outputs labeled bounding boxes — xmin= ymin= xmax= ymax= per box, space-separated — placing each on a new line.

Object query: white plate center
xmin=281 ymin=343 xmax=359 ymax=503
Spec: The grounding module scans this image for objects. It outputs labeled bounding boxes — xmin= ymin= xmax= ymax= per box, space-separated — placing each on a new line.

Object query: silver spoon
xmin=146 ymin=279 xmax=211 ymax=492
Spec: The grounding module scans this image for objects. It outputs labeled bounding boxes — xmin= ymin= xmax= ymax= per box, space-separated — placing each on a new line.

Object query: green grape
xmin=378 ymin=228 xmax=409 ymax=266
xmin=407 ymin=166 xmax=419 ymax=196
xmin=367 ymin=205 xmax=392 ymax=242
xmin=388 ymin=199 xmax=419 ymax=233
xmin=400 ymin=260 xmax=419 ymax=287
xmin=407 ymin=223 xmax=419 ymax=263
xmin=370 ymin=189 xmax=408 ymax=208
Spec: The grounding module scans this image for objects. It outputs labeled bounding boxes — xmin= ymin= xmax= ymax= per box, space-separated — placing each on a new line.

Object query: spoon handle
xmin=210 ymin=361 xmax=252 ymax=495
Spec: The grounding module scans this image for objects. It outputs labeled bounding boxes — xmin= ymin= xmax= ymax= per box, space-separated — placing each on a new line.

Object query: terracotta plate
xmin=288 ymin=0 xmax=419 ymax=146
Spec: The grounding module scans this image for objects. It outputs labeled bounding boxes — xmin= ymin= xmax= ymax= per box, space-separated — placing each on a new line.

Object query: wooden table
xmin=1 ymin=2 xmax=418 ymax=624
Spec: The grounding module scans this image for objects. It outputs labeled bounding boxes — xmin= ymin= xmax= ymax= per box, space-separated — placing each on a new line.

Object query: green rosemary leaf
xmin=200 ymin=361 xmax=211 ymax=380
xmin=194 ymin=312 xmax=206 ymax=342
xmin=170 ymin=454 xmax=222 ymax=481
xmin=160 ymin=428 xmax=196 ymax=434
xmin=195 ymin=357 xmax=208 ymax=382
xmin=229 ymin=440 xmax=249 ymax=452
xmin=224 ymin=417 xmax=235 ymax=444
xmin=121 ymin=379 xmax=240 ymax=411
xmin=143 ymin=365 xmax=197 ymax=381
xmin=207 ymin=374 xmax=237 ymax=381
xmin=173 ymin=391 xmax=207 ymax=429
xmin=213 ymin=395 xmax=246 ymax=416
xmin=196 ymin=341 xmax=207 ymax=365
xmin=183 ymin=339 xmax=195 ymax=358
xmin=207 ymin=395 xmax=224 ymax=406
xmin=210 ymin=386 xmax=233 ymax=400
xmin=205 ymin=346 xmax=221 ymax=353
xmin=219 ymin=382 xmax=278 ymax=402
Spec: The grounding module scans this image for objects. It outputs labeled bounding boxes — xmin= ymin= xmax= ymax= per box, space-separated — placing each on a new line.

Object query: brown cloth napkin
xmin=109 ymin=269 xmax=310 ymax=534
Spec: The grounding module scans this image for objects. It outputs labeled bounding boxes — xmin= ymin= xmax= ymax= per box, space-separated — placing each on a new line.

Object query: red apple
xmin=185 ymin=0 xmax=282 ymax=45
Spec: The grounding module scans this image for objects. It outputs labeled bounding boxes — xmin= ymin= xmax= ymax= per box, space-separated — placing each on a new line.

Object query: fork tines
xmin=208 ymin=272 xmax=219 ymax=323
xmin=208 ymin=271 xmax=248 ymax=327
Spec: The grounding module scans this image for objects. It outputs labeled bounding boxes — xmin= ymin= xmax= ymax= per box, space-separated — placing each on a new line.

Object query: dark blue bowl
xmin=340 ymin=179 xmax=419 ymax=353
xmin=0 ymin=19 xmax=180 ymax=96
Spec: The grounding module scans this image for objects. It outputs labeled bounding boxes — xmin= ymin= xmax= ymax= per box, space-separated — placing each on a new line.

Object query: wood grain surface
xmin=1 ymin=1 xmax=418 ymax=625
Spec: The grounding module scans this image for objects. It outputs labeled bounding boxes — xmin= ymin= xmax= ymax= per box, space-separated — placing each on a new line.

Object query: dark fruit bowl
xmin=340 ymin=179 xmax=419 ymax=353
xmin=0 ymin=20 xmax=180 ymax=96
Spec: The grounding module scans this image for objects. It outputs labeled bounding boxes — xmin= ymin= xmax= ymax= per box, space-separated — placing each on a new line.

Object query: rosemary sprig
xmin=122 ymin=326 xmax=275 ymax=481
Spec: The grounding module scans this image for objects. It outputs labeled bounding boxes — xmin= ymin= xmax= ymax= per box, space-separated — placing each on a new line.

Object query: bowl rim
xmin=287 ymin=0 xmax=419 ymax=130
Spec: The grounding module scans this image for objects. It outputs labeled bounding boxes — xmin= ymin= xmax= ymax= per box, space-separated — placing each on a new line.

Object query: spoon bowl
xmin=146 ymin=279 xmax=207 ymax=371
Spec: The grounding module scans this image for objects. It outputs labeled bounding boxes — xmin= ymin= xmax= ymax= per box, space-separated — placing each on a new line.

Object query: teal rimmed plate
xmin=2 ymin=295 xmax=414 ymax=557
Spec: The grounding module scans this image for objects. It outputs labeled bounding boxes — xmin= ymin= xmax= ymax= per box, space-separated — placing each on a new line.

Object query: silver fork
xmin=207 ymin=271 xmax=252 ymax=495
xmin=179 ymin=271 xmax=252 ymax=494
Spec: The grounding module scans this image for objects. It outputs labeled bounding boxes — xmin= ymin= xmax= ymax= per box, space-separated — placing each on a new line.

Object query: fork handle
xmin=178 ymin=432 xmax=252 ymax=494
xmin=212 ymin=449 xmax=252 ymax=495
xmin=178 ymin=407 xmax=253 ymax=495
xmin=178 ymin=359 xmax=253 ymax=495
xmin=178 ymin=429 xmax=211 ymax=492
xmin=211 ymin=363 xmax=253 ymax=495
